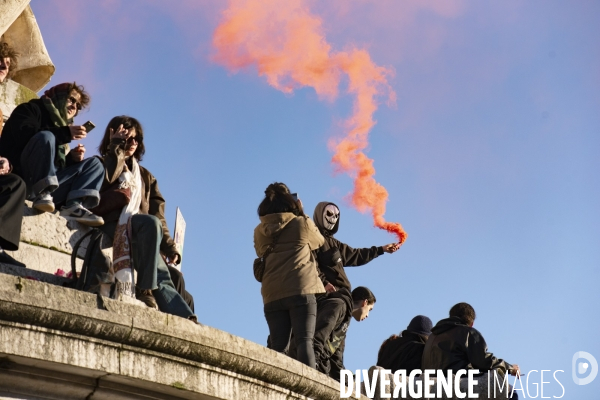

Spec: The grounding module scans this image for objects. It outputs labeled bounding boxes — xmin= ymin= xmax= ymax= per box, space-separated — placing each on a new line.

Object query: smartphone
xmin=82 ymin=121 xmax=96 ymax=132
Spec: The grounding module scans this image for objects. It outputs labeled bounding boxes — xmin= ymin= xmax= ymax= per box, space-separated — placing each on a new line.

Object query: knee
xmin=3 ymin=174 xmax=26 ymax=193
xmin=32 ymin=130 xmax=55 ymax=146
xmin=82 ymin=157 xmax=104 ymax=173
xmin=132 ymin=214 xmax=162 ymax=234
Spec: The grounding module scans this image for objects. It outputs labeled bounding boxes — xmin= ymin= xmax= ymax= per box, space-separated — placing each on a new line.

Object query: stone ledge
xmin=5 ymin=242 xmax=83 ymax=274
xmin=0 ymin=272 xmax=366 ymax=400
xmin=21 ymin=201 xmax=94 ymax=256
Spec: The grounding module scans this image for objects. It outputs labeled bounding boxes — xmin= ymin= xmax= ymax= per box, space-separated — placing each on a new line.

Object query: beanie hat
xmin=407 ymin=315 xmax=433 ymax=335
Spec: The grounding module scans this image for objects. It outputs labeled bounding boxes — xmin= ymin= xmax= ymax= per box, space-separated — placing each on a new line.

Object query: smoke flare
xmin=212 ymin=0 xmax=407 ymax=243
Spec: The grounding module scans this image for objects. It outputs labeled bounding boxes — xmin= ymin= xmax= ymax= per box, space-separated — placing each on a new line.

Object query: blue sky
xmin=31 ymin=1 xmax=599 ymax=397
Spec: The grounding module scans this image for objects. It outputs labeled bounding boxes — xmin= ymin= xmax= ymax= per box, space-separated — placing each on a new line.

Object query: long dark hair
xmin=257 ymin=182 xmax=305 ymax=217
xmin=98 ymin=115 xmax=145 ymax=161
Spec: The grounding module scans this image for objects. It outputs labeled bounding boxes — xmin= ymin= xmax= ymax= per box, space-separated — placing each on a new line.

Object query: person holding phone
xmin=0 ymin=82 xmax=104 ymax=226
xmin=95 ymin=115 xmax=196 ymax=320
xmin=254 ymin=183 xmax=325 ymax=368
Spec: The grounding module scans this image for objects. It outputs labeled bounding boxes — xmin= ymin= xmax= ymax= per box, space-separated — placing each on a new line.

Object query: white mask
xmin=323 ymin=204 xmax=340 ymax=231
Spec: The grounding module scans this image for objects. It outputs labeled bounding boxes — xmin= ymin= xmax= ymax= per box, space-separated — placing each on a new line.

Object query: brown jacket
xmin=254 ymin=213 xmax=326 ymax=304
xmin=100 ymin=138 xmax=179 ymax=261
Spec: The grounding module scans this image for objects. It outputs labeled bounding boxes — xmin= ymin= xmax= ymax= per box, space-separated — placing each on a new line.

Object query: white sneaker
xmin=60 ymin=203 xmax=104 ymax=226
xmin=33 ymin=192 xmax=55 ymax=213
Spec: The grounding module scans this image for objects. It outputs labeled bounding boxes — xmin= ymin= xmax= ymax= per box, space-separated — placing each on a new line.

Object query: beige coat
xmin=254 ymin=212 xmax=326 ymax=304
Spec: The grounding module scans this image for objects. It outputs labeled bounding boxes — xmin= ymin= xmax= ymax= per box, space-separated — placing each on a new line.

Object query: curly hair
xmin=449 ymin=302 xmax=476 ymax=326
xmin=0 ymin=42 xmax=19 ymax=80
xmin=68 ymin=82 xmax=91 ymax=110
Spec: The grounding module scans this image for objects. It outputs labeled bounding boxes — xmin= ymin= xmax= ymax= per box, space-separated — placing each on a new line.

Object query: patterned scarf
xmin=111 ymin=157 xmax=143 ymax=299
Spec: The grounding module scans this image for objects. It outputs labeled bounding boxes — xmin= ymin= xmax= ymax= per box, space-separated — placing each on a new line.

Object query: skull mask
xmin=323 ymin=204 xmax=340 ymax=231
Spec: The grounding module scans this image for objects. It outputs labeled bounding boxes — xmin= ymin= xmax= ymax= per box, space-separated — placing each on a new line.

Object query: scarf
xmin=111 ymin=157 xmax=143 ymax=299
xmin=40 ymin=83 xmax=73 ymax=169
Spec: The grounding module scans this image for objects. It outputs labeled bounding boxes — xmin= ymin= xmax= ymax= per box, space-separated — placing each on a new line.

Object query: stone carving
xmin=0 ymin=0 xmax=55 ymax=92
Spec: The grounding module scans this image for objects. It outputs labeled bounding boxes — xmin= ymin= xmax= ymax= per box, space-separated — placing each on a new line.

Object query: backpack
xmin=69 ymin=228 xmax=112 ymax=292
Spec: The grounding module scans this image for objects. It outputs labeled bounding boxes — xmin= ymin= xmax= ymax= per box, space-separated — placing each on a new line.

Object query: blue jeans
xmin=19 ymin=131 xmax=103 ymax=208
xmin=264 ymin=294 xmax=317 ymax=368
xmin=129 ymin=214 xmax=194 ymax=319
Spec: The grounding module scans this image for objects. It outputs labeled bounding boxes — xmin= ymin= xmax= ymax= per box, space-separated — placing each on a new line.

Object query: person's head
xmin=257 ymin=182 xmax=304 ymax=217
xmin=449 ymin=302 xmax=476 ymax=327
xmin=351 ymin=286 xmax=376 ymax=322
xmin=406 ymin=315 xmax=433 ymax=336
xmin=313 ymin=202 xmax=340 ymax=235
xmin=42 ymin=82 xmax=91 ymax=121
xmin=0 ymin=42 xmax=19 ymax=83
xmin=98 ymin=115 xmax=145 ymax=160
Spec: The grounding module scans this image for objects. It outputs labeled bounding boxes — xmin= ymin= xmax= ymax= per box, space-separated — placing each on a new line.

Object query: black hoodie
xmin=312 ymin=201 xmax=383 ymax=291
xmin=422 ymin=316 xmax=513 ymax=375
xmin=377 ymin=330 xmax=428 ymax=373
xmin=313 ymin=288 xmax=354 ymax=380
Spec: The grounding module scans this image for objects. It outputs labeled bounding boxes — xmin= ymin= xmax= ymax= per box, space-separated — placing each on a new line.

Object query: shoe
xmin=60 ymin=203 xmax=104 ymax=226
xmin=33 ymin=192 xmax=55 ymax=212
xmin=136 ymin=288 xmax=158 ymax=309
xmin=0 ymin=251 xmax=26 ymax=268
xmin=188 ymin=315 xmax=200 ymax=325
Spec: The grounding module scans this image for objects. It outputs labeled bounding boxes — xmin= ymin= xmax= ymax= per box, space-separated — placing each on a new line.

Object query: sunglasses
xmin=126 ymin=136 xmax=141 ymax=145
xmin=291 ymin=193 xmax=298 ymax=201
xmin=67 ymin=96 xmax=82 ymax=111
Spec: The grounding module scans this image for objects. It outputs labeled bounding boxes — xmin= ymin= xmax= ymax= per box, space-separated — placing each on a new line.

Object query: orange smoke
xmin=212 ymin=0 xmax=407 ymax=244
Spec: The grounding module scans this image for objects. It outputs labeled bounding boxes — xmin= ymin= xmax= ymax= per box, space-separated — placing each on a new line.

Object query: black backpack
xmin=69 ymin=228 xmax=112 ymax=292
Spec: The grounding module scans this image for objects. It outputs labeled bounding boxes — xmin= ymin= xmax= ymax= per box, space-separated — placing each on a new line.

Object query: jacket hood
xmin=257 ymin=212 xmax=298 ymax=239
xmin=431 ymin=316 xmax=469 ymax=335
xmin=313 ymin=201 xmax=340 ymax=235
xmin=328 ymin=287 xmax=353 ymax=319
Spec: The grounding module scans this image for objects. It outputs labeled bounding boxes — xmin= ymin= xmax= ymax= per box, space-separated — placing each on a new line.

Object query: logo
xmin=572 ymin=351 xmax=598 ymax=385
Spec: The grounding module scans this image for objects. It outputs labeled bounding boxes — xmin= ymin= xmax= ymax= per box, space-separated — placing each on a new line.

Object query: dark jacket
xmin=312 ymin=201 xmax=383 ymax=291
xmin=0 ymin=99 xmax=72 ymax=174
xmin=314 ymin=288 xmax=353 ymax=380
xmin=377 ymin=331 xmax=428 ymax=373
xmin=422 ymin=316 xmax=512 ymax=375
xmin=101 ymin=138 xmax=179 ymax=260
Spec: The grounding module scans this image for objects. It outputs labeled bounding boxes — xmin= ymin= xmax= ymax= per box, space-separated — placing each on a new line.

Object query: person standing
xmin=254 ymin=183 xmax=325 ymax=367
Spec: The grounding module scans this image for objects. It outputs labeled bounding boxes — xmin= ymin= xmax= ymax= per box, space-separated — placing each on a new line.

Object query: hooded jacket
xmin=254 ymin=212 xmax=325 ymax=304
xmin=313 ymin=288 xmax=353 ymax=379
xmin=0 ymin=98 xmax=72 ymax=175
xmin=312 ymin=201 xmax=383 ymax=291
xmin=377 ymin=330 xmax=428 ymax=373
xmin=421 ymin=316 xmax=513 ymax=375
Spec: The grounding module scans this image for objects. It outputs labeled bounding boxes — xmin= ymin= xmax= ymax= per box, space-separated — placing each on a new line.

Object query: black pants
xmin=264 ymin=294 xmax=317 ymax=368
xmin=0 ymin=174 xmax=26 ymax=250
xmin=167 ymin=264 xmax=194 ymax=312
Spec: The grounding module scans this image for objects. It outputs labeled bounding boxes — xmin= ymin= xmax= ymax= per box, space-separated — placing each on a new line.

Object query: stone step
xmin=5 ymin=242 xmax=83 ymax=275
xmin=0 ymin=262 xmax=71 ymax=286
xmin=12 ymin=201 xmax=113 ymax=277
xmin=20 ymin=200 xmax=93 ymax=256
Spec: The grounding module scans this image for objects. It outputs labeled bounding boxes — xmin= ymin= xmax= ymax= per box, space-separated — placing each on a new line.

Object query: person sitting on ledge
xmin=0 ymin=42 xmax=27 ymax=268
xmin=376 ymin=315 xmax=433 ymax=374
xmin=422 ymin=302 xmax=520 ymax=378
xmin=0 ymin=157 xmax=26 ymax=268
xmin=96 ymin=115 xmax=196 ymax=322
xmin=0 ymin=82 xmax=104 ymax=226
